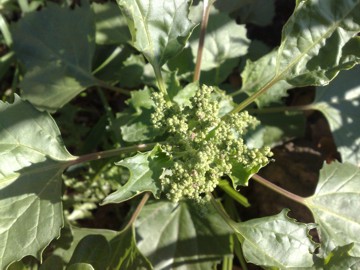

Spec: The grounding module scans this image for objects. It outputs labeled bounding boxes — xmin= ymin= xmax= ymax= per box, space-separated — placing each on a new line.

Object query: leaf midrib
xmin=274 ymin=1 xmax=358 ymax=82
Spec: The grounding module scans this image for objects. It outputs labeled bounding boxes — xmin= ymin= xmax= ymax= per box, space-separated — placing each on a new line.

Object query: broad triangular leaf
xmin=117 ymin=0 xmax=196 ymax=74
xmin=102 ymin=146 xmax=169 ymax=204
xmin=11 ymin=2 xmax=97 ymax=111
xmin=135 ymin=200 xmax=232 ymax=269
xmin=277 ymin=1 xmax=360 ymax=86
xmin=238 ymin=0 xmax=360 ymax=107
xmin=108 ymin=226 xmax=153 ymax=269
xmin=304 ymin=162 xmax=360 ymax=256
xmin=234 ymin=209 xmax=316 ymax=268
xmin=0 ymin=96 xmax=75 ymax=269
xmin=312 ymin=65 xmax=360 ymax=166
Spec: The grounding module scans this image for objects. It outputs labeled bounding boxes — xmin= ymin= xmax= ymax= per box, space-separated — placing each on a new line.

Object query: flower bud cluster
xmin=151 ymin=85 xmax=273 ymax=202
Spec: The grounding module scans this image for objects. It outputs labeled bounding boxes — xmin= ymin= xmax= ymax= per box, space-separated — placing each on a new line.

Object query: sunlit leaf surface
xmin=0 ymin=97 xmax=74 ymax=269
xmin=305 ymin=162 xmax=360 ymax=256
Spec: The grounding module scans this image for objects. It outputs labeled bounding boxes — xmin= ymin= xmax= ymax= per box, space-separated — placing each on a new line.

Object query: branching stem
xmin=247 ymin=104 xmax=314 ymax=114
xmin=252 ymin=174 xmax=306 ymax=205
xmin=230 ymin=77 xmax=279 ymax=114
xmin=68 ymin=142 xmax=159 ymax=166
xmin=193 ymin=0 xmax=214 ymax=82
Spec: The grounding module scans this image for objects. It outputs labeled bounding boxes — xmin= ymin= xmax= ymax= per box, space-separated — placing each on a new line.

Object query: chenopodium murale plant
xmin=151 ymin=84 xmax=273 ymax=202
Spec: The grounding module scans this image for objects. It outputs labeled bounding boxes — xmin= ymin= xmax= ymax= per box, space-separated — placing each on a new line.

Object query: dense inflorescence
xmin=151 ymin=85 xmax=272 ymax=202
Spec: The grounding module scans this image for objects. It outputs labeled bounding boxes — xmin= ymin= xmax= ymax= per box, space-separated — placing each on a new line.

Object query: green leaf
xmin=315 ymin=244 xmax=360 ymax=269
xmin=189 ymin=5 xmax=250 ymax=85
xmin=278 ymin=2 xmax=360 ymax=86
xmin=108 ymin=226 xmax=153 ymax=270
xmin=39 ymin=256 xmax=64 ymax=270
xmin=102 ymin=146 xmax=169 ymax=204
xmin=0 ymin=96 xmax=75 ymax=269
xmin=93 ymin=2 xmax=131 ymax=45
xmin=312 ymin=65 xmax=360 ymax=166
xmin=68 ymin=235 xmax=111 ymax=269
xmin=115 ymin=87 xmax=162 ymax=142
xmin=135 ymin=200 xmax=232 ymax=269
xmin=240 ymin=50 xmax=292 ymax=107
xmin=11 ymin=2 xmax=97 ymax=112
xmin=52 ymin=226 xmax=117 ymax=265
xmin=229 ymin=162 xmax=264 ymax=187
xmin=117 ymin=0 xmax=196 ymax=75
xmin=238 ymin=0 xmax=360 ymax=107
xmin=67 ymin=263 xmax=95 ymax=270
xmin=304 ymin=162 xmax=360 ymax=256
xmin=235 ymin=209 xmax=316 ymax=268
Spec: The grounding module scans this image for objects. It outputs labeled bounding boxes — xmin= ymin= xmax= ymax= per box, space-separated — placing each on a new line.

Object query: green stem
xmin=193 ymin=0 xmax=214 ymax=82
xmin=222 ymin=255 xmax=233 ymax=270
xmin=230 ymin=77 xmax=279 ymax=114
xmin=209 ymin=194 xmax=237 ymax=228
xmin=218 ymin=180 xmax=250 ymax=208
xmin=154 ymin=65 xmax=168 ymax=97
xmin=68 ymin=142 xmax=158 ymax=166
xmin=92 ymin=46 xmax=122 ymax=75
xmin=209 ymin=195 xmax=249 ymax=270
xmin=123 ymin=192 xmax=150 ymax=231
xmin=96 ymin=79 xmax=131 ymax=96
xmin=252 ymin=174 xmax=306 ymax=205
xmin=247 ymin=104 xmax=315 ymax=114
xmin=234 ymin=236 xmax=248 ymax=270
xmin=0 ymin=14 xmax=12 ymax=47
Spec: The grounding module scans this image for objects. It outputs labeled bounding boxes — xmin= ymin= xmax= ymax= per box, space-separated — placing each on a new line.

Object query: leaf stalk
xmin=123 ymin=192 xmax=150 ymax=231
xmin=218 ymin=180 xmax=250 ymax=207
xmin=230 ymin=77 xmax=279 ymax=113
xmin=193 ymin=0 xmax=214 ymax=82
xmin=251 ymin=174 xmax=306 ymax=205
xmin=247 ymin=104 xmax=315 ymax=114
xmin=68 ymin=142 xmax=158 ymax=166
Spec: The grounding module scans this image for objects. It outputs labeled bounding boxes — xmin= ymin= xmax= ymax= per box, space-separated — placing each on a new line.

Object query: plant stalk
xmin=252 ymin=174 xmax=306 ymax=205
xmin=247 ymin=104 xmax=314 ymax=114
xmin=68 ymin=142 xmax=158 ymax=166
xmin=92 ymin=46 xmax=123 ymax=75
xmin=193 ymin=0 xmax=214 ymax=82
xmin=96 ymin=79 xmax=131 ymax=96
xmin=154 ymin=65 xmax=168 ymax=96
xmin=123 ymin=192 xmax=151 ymax=231
xmin=230 ymin=77 xmax=279 ymax=114
xmin=218 ymin=180 xmax=250 ymax=207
